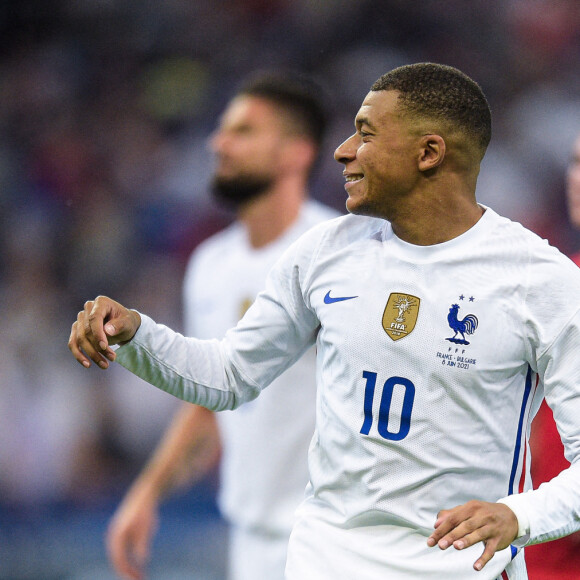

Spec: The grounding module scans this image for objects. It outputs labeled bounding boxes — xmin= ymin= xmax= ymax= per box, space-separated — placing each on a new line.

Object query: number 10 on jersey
xmin=360 ymin=371 xmax=415 ymax=441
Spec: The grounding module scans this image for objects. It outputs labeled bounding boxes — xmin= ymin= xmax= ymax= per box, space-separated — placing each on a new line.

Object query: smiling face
xmin=567 ymin=135 xmax=580 ymax=230
xmin=334 ymin=90 xmax=421 ymax=219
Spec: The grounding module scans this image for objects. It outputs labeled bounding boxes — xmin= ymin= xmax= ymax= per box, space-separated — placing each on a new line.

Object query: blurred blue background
xmin=1 ymin=1 xmax=579 ymax=578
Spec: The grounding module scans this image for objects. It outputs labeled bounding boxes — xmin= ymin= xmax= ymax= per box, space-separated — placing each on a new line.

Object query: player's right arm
xmin=106 ymin=403 xmax=221 ymax=580
xmin=69 ymin=227 xmax=323 ymax=410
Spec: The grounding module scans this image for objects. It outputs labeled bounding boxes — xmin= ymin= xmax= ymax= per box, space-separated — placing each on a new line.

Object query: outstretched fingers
xmin=427 ymin=500 xmax=519 ymax=572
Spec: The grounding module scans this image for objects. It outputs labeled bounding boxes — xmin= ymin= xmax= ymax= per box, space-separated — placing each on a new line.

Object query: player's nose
xmin=334 ymin=133 xmax=359 ymax=164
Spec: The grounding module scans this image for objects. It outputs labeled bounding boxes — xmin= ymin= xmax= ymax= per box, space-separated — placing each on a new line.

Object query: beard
xmin=210 ymin=173 xmax=273 ymax=209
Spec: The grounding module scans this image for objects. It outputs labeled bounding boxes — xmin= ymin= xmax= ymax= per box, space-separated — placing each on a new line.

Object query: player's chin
xmin=345 ymin=192 xmax=365 ymax=215
xmin=345 ymin=195 xmax=377 ymax=218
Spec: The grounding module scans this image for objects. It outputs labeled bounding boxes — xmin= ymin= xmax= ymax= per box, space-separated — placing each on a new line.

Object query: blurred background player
xmin=525 ymin=132 xmax=580 ymax=580
xmin=105 ymin=71 xmax=338 ymax=580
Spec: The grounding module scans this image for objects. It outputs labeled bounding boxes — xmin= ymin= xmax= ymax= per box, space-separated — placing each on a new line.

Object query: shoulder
xmin=185 ymin=221 xmax=245 ymax=276
xmin=484 ymin=208 xmax=573 ymax=266
xmin=486 ymin=209 xmax=580 ymax=302
xmin=282 ymin=213 xmax=386 ymax=270
xmin=502 ymin=216 xmax=579 ymax=275
xmin=194 ymin=221 xmax=244 ymax=256
xmin=318 ymin=212 xmax=385 ymax=247
xmin=297 ymin=211 xmax=381 ymax=242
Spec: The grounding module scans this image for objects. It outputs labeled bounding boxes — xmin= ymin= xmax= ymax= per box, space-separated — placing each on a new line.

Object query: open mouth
xmin=344 ymin=173 xmax=364 ymax=186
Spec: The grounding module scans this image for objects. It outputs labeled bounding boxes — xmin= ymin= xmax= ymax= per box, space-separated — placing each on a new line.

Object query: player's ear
xmin=418 ymin=134 xmax=445 ymax=172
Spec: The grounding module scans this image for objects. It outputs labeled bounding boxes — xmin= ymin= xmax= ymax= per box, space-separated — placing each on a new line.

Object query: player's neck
xmin=391 ymin=196 xmax=484 ymax=246
xmin=238 ymin=179 xmax=307 ymax=249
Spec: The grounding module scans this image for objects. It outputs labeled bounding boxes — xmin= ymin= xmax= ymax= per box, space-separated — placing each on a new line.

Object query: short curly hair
xmin=371 ymin=63 xmax=492 ymax=153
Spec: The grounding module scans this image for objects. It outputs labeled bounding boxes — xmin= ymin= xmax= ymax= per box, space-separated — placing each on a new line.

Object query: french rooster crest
xmin=446 ymin=303 xmax=478 ymax=345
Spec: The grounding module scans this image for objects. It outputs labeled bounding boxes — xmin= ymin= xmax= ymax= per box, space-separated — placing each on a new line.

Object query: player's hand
xmin=68 ymin=295 xmax=141 ymax=369
xmin=427 ymin=500 xmax=519 ymax=572
xmin=106 ymin=487 xmax=159 ymax=580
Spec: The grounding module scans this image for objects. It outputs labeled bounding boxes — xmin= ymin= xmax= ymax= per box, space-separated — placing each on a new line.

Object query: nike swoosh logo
xmin=324 ymin=290 xmax=358 ymax=304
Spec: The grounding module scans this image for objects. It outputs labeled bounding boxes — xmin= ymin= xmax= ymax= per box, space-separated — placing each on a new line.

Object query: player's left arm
xmin=427 ymin=500 xmax=518 ymax=571
xmin=428 ymin=259 xmax=580 ymax=571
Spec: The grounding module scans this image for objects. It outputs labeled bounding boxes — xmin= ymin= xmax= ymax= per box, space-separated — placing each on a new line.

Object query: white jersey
xmin=183 ymin=199 xmax=338 ymax=535
xmin=117 ymin=206 xmax=580 ymax=579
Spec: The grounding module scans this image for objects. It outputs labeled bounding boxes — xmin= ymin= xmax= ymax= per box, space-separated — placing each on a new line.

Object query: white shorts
xmin=285 ymin=510 xmax=519 ymax=580
xmin=228 ymin=525 xmax=289 ymax=580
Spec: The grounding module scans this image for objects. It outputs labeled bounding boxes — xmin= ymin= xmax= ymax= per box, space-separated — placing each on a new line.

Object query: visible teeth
xmin=346 ymin=175 xmax=362 ymax=182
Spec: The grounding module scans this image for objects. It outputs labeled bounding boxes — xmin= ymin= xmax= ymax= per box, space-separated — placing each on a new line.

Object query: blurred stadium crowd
xmin=0 ymin=1 xmax=579 ymax=578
